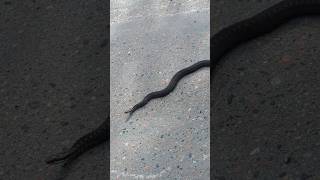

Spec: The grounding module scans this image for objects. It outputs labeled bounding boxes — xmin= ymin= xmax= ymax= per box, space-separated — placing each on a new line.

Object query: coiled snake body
xmin=46 ymin=0 xmax=320 ymax=165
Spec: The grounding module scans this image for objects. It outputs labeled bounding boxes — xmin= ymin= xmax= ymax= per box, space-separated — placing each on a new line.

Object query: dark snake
xmin=126 ymin=0 xmax=320 ymax=117
xmin=45 ymin=117 xmax=109 ymax=165
xmin=125 ymin=60 xmax=210 ymax=117
xmin=46 ymin=0 xmax=320 ymax=165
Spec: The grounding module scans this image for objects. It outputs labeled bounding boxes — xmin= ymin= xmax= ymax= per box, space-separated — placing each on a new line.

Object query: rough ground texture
xmin=0 ymin=1 xmax=108 ymax=180
xmin=212 ymin=0 xmax=320 ymax=179
xmin=111 ymin=0 xmax=209 ymax=179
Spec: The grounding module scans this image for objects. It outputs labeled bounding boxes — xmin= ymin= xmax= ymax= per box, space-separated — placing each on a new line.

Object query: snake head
xmin=45 ymin=150 xmax=71 ymax=165
xmin=124 ymin=108 xmax=133 ymax=114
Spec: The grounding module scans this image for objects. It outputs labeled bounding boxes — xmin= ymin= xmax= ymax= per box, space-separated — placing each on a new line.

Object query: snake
xmin=125 ymin=60 xmax=210 ymax=117
xmin=45 ymin=117 xmax=109 ymax=165
xmin=46 ymin=0 xmax=320 ymax=166
xmin=126 ymin=0 xmax=320 ymax=117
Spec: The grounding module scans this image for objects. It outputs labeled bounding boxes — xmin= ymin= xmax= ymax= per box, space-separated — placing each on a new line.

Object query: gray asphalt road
xmin=212 ymin=0 xmax=320 ymax=179
xmin=0 ymin=1 xmax=108 ymax=180
xmin=111 ymin=0 xmax=210 ymax=179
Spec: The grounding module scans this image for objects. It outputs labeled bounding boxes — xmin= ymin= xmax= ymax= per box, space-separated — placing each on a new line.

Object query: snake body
xmin=125 ymin=60 xmax=210 ymax=116
xmin=128 ymin=0 xmax=320 ymax=116
xmin=46 ymin=118 xmax=109 ymax=165
xmin=46 ymin=0 xmax=320 ymax=166
xmin=212 ymin=0 xmax=320 ymax=65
